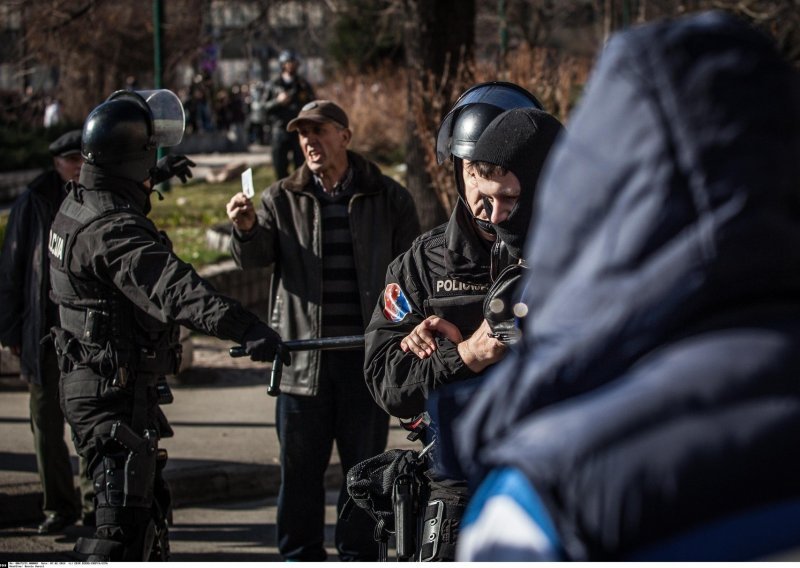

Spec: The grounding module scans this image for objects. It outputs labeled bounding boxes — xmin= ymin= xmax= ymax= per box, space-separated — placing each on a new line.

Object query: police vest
xmin=48 ymin=187 xmax=180 ymax=376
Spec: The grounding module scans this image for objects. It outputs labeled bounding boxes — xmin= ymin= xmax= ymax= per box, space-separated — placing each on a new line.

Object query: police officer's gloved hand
xmin=242 ymin=322 xmax=291 ymax=365
xmin=151 ymin=155 xmax=196 ymax=185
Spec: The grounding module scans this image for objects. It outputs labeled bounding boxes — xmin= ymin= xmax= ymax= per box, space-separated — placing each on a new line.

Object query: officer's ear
xmin=340 ymin=127 xmax=352 ymax=146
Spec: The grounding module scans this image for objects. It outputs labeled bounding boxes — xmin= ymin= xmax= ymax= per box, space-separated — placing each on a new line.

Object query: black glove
xmin=242 ymin=321 xmax=291 ymax=365
xmin=150 ymin=155 xmax=196 ymax=185
xmin=484 ymin=264 xmax=527 ymax=345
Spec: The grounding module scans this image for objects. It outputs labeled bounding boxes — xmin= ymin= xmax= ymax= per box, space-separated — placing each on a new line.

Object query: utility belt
xmin=51 ymin=321 xmax=177 ymax=415
xmin=55 ymin=303 xmax=182 ymax=377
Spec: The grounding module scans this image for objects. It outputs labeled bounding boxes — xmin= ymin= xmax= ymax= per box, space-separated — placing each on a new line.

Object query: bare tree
xmin=402 ymin=0 xmax=475 ymax=232
xmin=19 ymin=0 xmax=204 ymax=122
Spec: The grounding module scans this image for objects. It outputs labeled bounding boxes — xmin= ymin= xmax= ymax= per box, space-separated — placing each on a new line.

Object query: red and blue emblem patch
xmin=383 ymin=283 xmax=411 ymax=322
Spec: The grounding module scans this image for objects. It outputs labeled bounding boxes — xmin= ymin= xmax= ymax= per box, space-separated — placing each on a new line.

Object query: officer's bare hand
xmin=457 ymin=319 xmax=507 ymax=373
xmin=226 ymin=193 xmax=256 ymax=233
xmin=401 ymin=316 xmax=463 ymax=359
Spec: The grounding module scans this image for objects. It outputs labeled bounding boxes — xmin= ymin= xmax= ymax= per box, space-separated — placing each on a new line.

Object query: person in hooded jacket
xmin=445 ymin=11 xmax=800 ymax=562
xmin=363 ymin=85 xmax=562 ymax=561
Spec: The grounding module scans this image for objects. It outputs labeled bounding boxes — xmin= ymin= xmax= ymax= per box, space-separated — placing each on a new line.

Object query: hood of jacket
xmin=79 ymin=163 xmax=152 ymax=215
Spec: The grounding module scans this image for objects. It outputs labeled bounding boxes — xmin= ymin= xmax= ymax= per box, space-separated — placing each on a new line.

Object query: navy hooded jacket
xmin=446 ymin=11 xmax=800 ymax=560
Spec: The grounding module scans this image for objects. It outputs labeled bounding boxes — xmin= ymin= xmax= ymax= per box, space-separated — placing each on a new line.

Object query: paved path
xmin=0 ymin=335 xmax=418 ymax=530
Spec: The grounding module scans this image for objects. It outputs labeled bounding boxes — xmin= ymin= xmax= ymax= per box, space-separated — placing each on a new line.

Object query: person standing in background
xmin=0 ymin=130 xmax=95 ymax=533
xmin=264 ymin=50 xmax=316 ymax=179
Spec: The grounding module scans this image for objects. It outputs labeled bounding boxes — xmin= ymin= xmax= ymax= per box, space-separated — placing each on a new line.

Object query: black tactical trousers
xmin=271 ymin=127 xmax=303 ymax=180
xmin=418 ymin=476 xmax=469 ymax=561
xmin=60 ymin=366 xmax=170 ymax=561
xmin=83 ymin=446 xmax=171 ymax=561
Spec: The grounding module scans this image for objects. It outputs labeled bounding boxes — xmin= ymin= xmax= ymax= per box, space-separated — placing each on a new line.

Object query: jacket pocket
xmin=424 ymin=295 xmax=486 ymax=337
xmin=60 ymin=367 xmax=129 ymax=452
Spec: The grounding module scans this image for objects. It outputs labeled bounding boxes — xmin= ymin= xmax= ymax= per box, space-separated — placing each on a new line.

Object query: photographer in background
xmin=264 ymin=50 xmax=316 ymax=180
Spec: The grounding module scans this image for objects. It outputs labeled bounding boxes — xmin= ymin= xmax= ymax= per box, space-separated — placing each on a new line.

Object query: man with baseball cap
xmin=227 ymin=99 xmax=420 ymax=561
xmin=0 ymin=129 xmax=94 ymax=533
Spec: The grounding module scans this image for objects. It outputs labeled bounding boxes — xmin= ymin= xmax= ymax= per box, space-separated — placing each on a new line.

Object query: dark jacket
xmin=364 ymin=202 xmax=494 ymax=418
xmin=0 ymin=170 xmax=65 ymax=383
xmin=231 ymin=151 xmax=420 ymax=396
xmin=449 ymin=12 xmax=800 ymax=560
xmin=264 ymin=74 xmax=315 ymax=128
xmin=49 ymin=166 xmax=261 ymax=359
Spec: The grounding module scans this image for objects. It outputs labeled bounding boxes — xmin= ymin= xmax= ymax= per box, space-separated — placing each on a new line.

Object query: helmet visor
xmin=137 ymin=89 xmax=185 ymax=147
xmin=435 ymin=82 xmax=543 ymax=164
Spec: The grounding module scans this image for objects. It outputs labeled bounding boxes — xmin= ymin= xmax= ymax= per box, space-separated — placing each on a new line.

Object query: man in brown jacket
xmin=227 ymin=99 xmax=420 ymax=561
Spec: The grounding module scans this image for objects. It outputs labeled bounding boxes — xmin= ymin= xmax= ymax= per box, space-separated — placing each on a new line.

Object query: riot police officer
xmin=47 ymin=89 xmax=287 ymax=561
xmin=363 ymin=82 xmax=549 ymax=560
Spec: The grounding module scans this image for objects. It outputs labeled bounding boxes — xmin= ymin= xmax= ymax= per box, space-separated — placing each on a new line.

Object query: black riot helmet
xmin=82 ymin=89 xmax=185 ymax=183
xmin=436 ymin=82 xmax=543 ymax=234
xmin=436 ymin=81 xmax=543 ymax=165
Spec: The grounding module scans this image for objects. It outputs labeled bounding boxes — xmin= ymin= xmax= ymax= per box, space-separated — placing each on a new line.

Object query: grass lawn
xmin=148 ymin=165 xmax=276 ymax=266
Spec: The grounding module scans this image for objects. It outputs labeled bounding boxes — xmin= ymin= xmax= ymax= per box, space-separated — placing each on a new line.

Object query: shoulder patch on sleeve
xmin=383 ymin=283 xmax=411 ymax=322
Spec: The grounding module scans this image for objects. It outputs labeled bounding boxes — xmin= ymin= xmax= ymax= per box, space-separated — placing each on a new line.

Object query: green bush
xmin=0 ymin=123 xmax=84 ymax=172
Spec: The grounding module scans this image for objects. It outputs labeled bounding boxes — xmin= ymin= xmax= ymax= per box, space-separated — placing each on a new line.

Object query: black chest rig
xmin=48 ymin=187 xmax=181 ymax=378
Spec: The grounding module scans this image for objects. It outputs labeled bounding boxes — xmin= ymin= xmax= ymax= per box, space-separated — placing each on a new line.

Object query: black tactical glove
xmin=484 ymin=264 xmax=527 ymax=345
xmin=242 ymin=321 xmax=291 ymax=365
xmin=150 ymin=155 xmax=196 ymax=185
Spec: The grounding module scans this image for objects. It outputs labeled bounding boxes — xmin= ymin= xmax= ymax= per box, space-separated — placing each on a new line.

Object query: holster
xmin=110 ymin=421 xmax=158 ymax=506
xmin=393 ymin=473 xmax=417 ymax=560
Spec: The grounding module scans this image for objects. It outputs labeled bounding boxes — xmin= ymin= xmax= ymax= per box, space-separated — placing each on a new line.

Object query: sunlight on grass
xmin=151 ymin=165 xmax=275 ymax=266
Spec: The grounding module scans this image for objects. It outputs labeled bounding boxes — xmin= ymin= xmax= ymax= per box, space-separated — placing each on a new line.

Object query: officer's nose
xmin=491 ymin=208 xmax=508 ymax=224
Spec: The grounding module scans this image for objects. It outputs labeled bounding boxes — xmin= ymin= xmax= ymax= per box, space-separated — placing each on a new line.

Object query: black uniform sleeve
xmin=364 ymin=249 xmax=474 ymax=419
xmin=0 ymin=192 xmax=32 ymax=347
xmin=78 ymin=215 xmax=261 ymax=343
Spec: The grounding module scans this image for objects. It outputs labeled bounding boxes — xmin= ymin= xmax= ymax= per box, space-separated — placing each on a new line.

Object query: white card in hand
xmin=241 ymin=168 xmax=254 ymax=199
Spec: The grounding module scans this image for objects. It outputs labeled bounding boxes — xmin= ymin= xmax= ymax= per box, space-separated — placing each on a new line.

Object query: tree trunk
xmin=403 ymin=0 xmax=475 ymax=233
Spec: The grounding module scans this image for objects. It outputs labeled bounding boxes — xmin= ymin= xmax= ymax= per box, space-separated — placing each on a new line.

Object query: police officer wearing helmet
xmin=264 ymin=49 xmax=316 ymax=179
xmin=363 ymin=82 xmax=545 ymax=560
xmin=48 ymin=89 xmax=287 ymax=561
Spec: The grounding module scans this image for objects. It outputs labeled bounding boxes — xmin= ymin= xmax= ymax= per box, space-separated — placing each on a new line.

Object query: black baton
xmin=229 ymin=335 xmax=365 ymax=396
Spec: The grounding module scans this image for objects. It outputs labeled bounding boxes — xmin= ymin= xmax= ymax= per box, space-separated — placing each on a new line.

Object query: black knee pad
xmin=93 ymin=452 xmax=127 ymax=508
